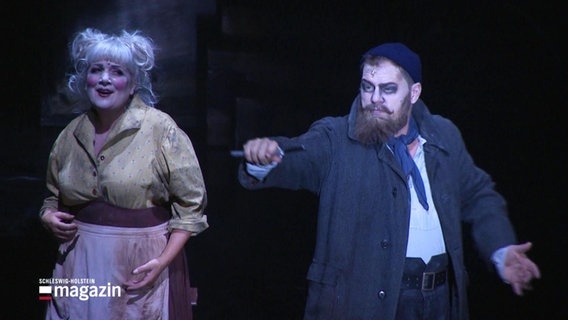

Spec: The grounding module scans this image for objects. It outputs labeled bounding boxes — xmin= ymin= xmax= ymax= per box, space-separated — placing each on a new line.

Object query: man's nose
xmin=371 ymin=88 xmax=383 ymax=104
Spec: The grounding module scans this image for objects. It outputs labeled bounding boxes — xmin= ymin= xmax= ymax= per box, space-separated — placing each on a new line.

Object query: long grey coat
xmin=238 ymin=97 xmax=517 ymax=319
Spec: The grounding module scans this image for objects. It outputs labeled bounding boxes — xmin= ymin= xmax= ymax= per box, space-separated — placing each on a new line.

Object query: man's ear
xmin=410 ymin=82 xmax=422 ymax=103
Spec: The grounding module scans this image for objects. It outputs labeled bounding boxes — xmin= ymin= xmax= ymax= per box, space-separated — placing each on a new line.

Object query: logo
xmin=39 ymin=278 xmax=121 ymax=301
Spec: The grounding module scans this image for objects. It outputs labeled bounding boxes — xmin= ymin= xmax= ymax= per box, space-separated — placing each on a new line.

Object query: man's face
xmin=354 ymin=60 xmax=420 ymax=143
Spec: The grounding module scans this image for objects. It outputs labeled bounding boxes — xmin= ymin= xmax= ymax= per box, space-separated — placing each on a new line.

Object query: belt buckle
xmin=421 ymin=272 xmax=436 ymax=291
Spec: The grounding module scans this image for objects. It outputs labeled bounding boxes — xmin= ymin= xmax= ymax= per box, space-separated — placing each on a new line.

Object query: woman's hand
xmin=41 ymin=209 xmax=78 ymax=242
xmin=123 ymin=258 xmax=166 ymax=291
xmin=123 ymin=229 xmax=191 ymax=291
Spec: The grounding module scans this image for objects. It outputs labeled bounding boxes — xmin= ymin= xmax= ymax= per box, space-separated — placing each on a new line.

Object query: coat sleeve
xmin=443 ymin=117 xmax=517 ymax=262
xmin=238 ymin=117 xmax=338 ymax=195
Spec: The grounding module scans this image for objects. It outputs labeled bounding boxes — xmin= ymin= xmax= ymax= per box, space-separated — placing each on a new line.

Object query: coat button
xmin=377 ymin=290 xmax=386 ymax=300
xmin=380 ymin=240 xmax=390 ymax=249
xmin=99 ymin=155 xmax=105 ymax=161
xmin=92 ymin=188 xmax=98 ymax=196
xmin=392 ymin=188 xmax=397 ymax=197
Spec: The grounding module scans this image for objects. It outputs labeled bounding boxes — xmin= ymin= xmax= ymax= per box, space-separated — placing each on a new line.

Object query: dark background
xmin=1 ymin=0 xmax=565 ymax=319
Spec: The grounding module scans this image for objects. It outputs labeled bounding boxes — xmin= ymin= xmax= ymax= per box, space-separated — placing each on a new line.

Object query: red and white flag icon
xmin=39 ymin=286 xmax=52 ymax=300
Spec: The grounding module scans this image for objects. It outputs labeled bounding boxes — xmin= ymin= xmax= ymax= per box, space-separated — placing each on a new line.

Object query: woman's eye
xmin=89 ymin=66 xmax=102 ymax=74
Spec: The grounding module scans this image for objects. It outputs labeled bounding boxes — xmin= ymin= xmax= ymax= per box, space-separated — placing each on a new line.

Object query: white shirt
xmin=405 ymin=136 xmax=446 ymax=263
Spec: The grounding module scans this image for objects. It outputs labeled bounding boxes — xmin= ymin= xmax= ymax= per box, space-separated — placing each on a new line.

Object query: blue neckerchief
xmin=388 ymin=117 xmax=429 ymax=210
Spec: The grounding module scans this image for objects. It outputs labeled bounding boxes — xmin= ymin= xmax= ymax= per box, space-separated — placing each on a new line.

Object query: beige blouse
xmin=40 ymin=96 xmax=208 ymax=234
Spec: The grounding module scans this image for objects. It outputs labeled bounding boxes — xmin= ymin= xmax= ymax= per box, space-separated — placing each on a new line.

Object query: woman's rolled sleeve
xmin=160 ymin=125 xmax=208 ymax=235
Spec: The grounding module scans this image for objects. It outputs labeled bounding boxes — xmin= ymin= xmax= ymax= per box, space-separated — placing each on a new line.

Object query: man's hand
xmin=243 ymin=138 xmax=282 ymax=165
xmin=503 ymin=242 xmax=541 ymax=295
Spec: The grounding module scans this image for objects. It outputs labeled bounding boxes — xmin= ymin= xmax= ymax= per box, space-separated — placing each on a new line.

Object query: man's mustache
xmin=362 ymin=103 xmax=394 ymax=115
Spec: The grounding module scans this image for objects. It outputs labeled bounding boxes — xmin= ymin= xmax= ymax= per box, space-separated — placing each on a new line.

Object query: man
xmin=238 ymin=42 xmax=540 ymax=319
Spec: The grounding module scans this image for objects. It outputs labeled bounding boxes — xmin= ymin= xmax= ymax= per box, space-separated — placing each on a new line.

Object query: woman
xmin=40 ymin=28 xmax=208 ymax=319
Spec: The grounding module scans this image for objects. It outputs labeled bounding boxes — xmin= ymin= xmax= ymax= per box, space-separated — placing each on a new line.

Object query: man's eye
xmin=381 ymin=85 xmax=397 ymax=94
xmin=360 ymin=82 xmax=374 ymax=92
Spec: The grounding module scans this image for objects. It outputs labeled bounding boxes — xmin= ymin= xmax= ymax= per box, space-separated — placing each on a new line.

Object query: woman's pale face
xmin=86 ymin=60 xmax=135 ymax=111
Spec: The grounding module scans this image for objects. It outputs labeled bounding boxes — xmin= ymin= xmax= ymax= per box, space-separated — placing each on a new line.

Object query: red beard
xmin=353 ymin=97 xmax=411 ymax=145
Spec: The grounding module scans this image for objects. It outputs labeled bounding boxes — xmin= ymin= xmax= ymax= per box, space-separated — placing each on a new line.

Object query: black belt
xmin=401 ymin=270 xmax=447 ymax=291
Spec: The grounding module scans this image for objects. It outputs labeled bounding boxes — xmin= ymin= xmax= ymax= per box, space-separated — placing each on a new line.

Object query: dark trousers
xmin=395 ymin=254 xmax=450 ymax=320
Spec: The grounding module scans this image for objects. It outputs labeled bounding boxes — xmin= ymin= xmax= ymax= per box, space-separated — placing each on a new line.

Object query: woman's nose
xmin=99 ymin=72 xmax=112 ymax=85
